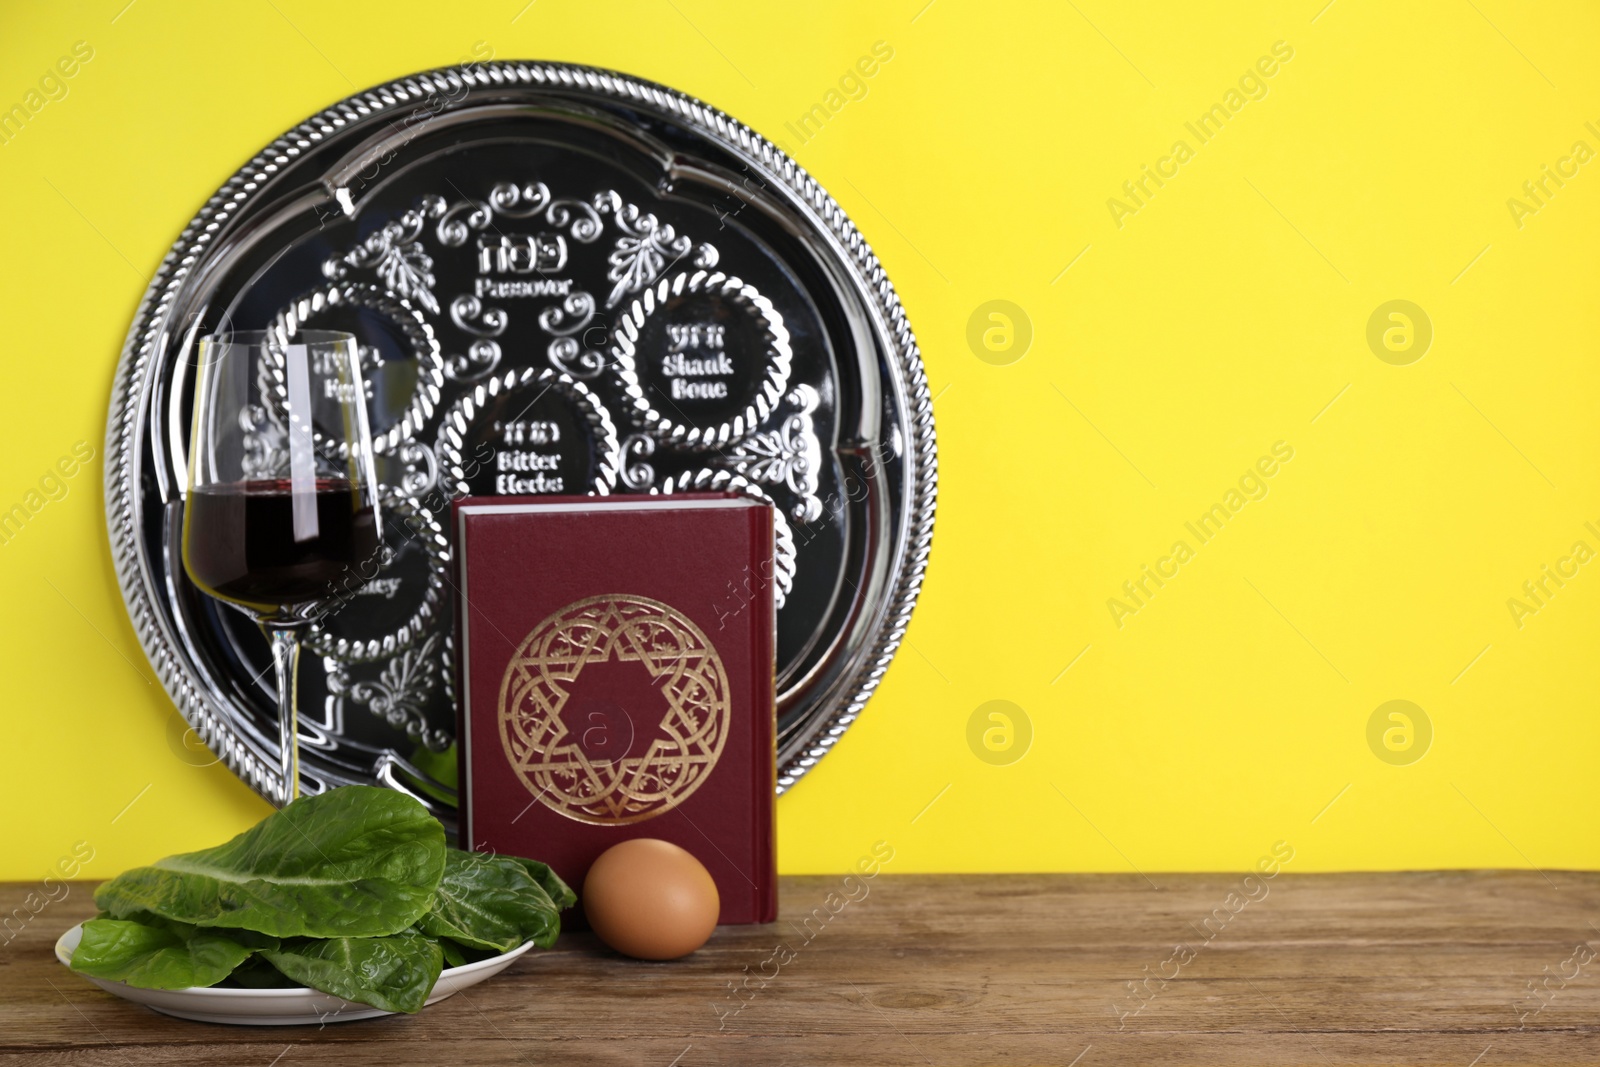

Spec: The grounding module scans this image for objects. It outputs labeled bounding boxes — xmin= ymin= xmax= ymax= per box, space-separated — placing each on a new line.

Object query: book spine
xmin=451 ymin=500 xmax=471 ymax=851
xmin=752 ymin=504 xmax=779 ymax=923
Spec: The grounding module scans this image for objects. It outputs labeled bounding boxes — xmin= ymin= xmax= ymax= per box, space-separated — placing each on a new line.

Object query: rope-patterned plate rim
xmin=104 ymin=60 xmax=937 ymax=804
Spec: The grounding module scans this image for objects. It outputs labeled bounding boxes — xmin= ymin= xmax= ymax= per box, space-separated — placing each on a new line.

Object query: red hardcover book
xmin=453 ymin=494 xmax=777 ymax=924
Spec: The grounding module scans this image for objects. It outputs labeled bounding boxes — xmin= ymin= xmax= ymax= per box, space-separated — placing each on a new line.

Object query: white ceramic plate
xmin=55 ymin=923 xmax=534 ymax=1025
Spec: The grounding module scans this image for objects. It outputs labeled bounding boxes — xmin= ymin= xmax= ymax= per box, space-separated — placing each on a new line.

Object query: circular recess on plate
xmin=436 ymin=366 xmax=619 ymax=499
xmin=613 ymin=271 xmax=791 ymax=450
xmin=303 ymin=492 xmax=450 ymax=663
xmin=659 ymin=469 xmax=796 ymax=608
xmin=266 ymin=282 xmax=444 ymax=455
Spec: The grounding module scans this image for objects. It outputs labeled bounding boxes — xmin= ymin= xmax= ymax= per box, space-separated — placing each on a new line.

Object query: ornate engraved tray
xmin=105 ymin=62 xmax=936 ymax=823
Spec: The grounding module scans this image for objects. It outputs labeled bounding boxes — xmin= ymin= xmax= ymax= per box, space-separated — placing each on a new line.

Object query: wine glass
xmin=182 ymin=330 xmax=381 ymax=806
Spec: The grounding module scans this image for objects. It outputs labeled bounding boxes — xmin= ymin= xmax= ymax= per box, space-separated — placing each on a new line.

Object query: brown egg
xmin=583 ymin=839 xmax=720 ymax=960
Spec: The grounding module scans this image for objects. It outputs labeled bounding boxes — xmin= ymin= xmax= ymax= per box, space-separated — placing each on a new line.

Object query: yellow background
xmin=2 ymin=0 xmax=1596 ymax=881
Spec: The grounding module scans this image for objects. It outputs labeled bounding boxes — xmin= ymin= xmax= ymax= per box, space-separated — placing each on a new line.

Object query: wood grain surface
xmin=3 ymin=872 xmax=1597 ymax=1065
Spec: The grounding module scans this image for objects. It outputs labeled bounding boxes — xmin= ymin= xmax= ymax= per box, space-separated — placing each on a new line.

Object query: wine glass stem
xmin=265 ymin=625 xmax=302 ymax=807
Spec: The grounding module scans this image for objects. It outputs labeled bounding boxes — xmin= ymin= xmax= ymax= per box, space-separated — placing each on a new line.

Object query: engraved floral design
xmin=432 ymin=183 xmax=602 ymax=249
xmin=488 ymin=180 xmax=550 ymax=218
xmin=595 ymin=190 xmax=718 ymax=309
xmin=348 ymin=634 xmax=450 ymax=751
xmin=716 ymin=385 xmax=823 ymax=522
xmin=393 ymin=440 xmax=439 ymax=496
xmin=430 ymin=194 xmax=489 ymax=248
xmin=323 ymin=206 xmax=441 ymax=314
xmin=619 ymin=433 xmax=656 ymax=490
xmin=539 ymin=291 xmax=602 ymax=378
xmin=489 ymin=181 xmax=603 ymax=242
xmin=444 ymin=294 xmax=506 ymax=381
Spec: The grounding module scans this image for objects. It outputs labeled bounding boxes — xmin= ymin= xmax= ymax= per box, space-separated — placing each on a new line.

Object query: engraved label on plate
xmin=637 ymin=295 xmax=761 ymax=419
xmin=476 ymin=234 xmax=568 ymax=276
xmin=663 ymin=323 xmax=733 ymax=400
xmin=493 ymin=418 xmax=568 ymax=495
xmin=358 ymin=577 xmax=403 ymax=599
xmin=313 ymin=346 xmax=375 ymax=404
xmin=475 ymin=277 xmax=574 ymax=300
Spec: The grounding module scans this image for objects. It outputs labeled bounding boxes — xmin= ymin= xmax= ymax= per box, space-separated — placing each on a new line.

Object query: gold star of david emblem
xmin=497 ymin=594 xmax=730 ymax=825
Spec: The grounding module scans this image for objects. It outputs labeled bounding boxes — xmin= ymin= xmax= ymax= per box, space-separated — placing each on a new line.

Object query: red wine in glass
xmin=184 ymin=478 xmax=381 ymax=610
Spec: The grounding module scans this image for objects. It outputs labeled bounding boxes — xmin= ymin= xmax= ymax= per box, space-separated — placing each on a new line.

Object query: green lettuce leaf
xmin=69 ymin=917 xmax=265 ymax=990
xmin=110 ymin=909 xmax=281 ymax=950
xmin=94 ymin=786 xmax=445 ymax=938
xmin=224 ymin=956 xmax=298 ymax=988
xmin=262 ymin=932 xmax=443 ymax=1014
xmin=416 ymin=849 xmax=562 ymax=952
xmin=423 ymin=929 xmax=506 ymax=969
xmin=508 ymin=856 xmax=577 ymax=911
xmin=437 ymin=937 xmax=469 ymax=969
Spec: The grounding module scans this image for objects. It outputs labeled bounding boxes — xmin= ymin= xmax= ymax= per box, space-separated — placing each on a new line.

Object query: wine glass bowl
xmin=183 ymin=477 xmax=381 ymax=621
xmin=181 ymin=330 xmax=381 ymax=804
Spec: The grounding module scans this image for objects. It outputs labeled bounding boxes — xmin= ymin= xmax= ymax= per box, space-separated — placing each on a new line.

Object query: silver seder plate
xmin=106 ymin=61 xmax=936 ymax=827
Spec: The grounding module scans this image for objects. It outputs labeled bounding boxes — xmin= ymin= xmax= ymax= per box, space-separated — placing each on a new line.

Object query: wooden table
xmin=3 ymin=872 xmax=1597 ymax=1065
